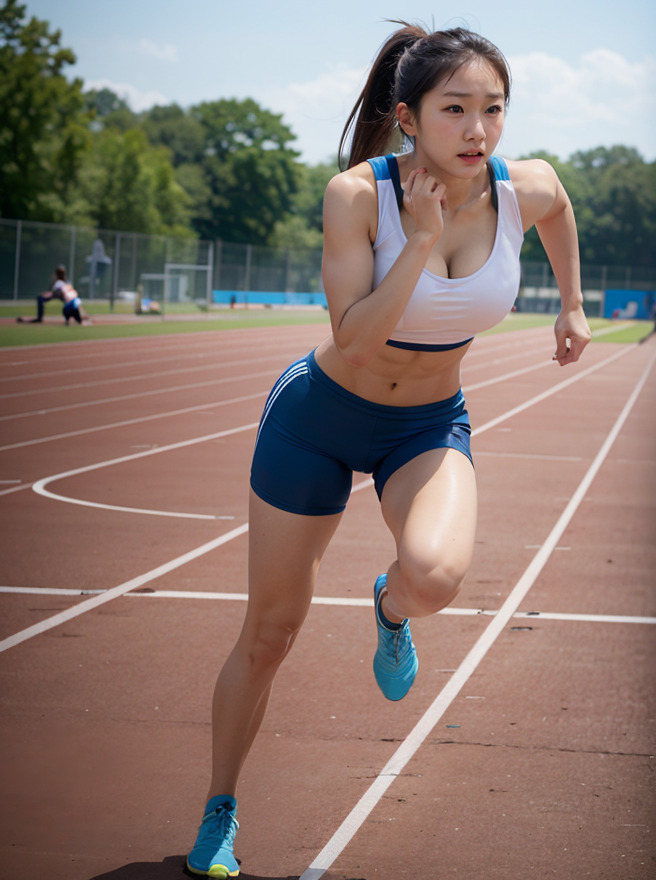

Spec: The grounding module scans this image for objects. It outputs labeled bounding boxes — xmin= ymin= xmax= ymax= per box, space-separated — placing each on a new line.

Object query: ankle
xmin=377 ymin=591 xmax=404 ymax=629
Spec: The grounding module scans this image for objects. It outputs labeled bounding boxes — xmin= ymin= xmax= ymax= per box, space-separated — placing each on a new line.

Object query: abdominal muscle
xmin=314 ymin=336 xmax=472 ymax=407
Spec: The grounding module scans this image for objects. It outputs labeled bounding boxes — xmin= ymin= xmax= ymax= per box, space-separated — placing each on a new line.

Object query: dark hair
xmin=339 ymin=22 xmax=511 ymax=169
xmin=55 ymin=265 xmax=67 ymax=280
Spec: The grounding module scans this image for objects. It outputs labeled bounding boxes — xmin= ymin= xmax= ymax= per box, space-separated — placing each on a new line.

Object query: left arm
xmin=509 ymin=159 xmax=591 ymax=366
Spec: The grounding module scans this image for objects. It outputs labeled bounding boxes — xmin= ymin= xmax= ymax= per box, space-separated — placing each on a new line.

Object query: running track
xmin=0 ymin=323 xmax=654 ymax=880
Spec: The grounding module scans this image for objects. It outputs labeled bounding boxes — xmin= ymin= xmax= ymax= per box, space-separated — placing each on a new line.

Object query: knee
xmin=240 ymin=616 xmax=303 ymax=674
xmin=398 ymin=557 xmax=468 ymax=616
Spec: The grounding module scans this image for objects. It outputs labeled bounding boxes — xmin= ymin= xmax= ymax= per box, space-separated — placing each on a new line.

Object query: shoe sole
xmin=186 ymin=858 xmax=239 ymax=878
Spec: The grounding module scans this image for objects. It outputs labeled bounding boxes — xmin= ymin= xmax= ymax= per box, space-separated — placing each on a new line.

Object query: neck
xmin=399 ymin=150 xmax=489 ymax=208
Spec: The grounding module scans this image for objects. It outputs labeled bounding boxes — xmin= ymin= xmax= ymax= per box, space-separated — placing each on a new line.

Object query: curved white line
xmin=32 ymin=422 xmax=259 ymax=519
xmin=28 ymin=344 xmax=634 ymax=520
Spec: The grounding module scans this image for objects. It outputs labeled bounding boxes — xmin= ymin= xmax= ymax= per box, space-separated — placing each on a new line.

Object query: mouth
xmin=458 ymin=151 xmax=484 ymax=159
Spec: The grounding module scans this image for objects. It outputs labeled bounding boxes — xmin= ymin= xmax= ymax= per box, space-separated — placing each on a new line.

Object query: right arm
xmin=321 ymin=163 xmax=445 ymax=367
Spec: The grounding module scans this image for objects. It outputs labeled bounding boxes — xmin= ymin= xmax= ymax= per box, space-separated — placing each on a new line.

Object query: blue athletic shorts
xmin=250 ymin=350 xmax=472 ymax=516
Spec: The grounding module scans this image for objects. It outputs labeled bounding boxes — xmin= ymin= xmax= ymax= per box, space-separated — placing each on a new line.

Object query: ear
xmin=396 ymin=103 xmax=417 ymax=138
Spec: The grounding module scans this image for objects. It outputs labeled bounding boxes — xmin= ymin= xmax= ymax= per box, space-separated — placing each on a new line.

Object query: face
xmin=397 ymin=58 xmax=506 ymax=177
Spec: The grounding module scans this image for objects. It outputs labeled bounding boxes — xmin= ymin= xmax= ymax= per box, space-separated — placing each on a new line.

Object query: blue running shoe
xmin=187 ymin=795 xmax=240 ymax=878
xmin=373 ymin=574 xmax=418 ymax=701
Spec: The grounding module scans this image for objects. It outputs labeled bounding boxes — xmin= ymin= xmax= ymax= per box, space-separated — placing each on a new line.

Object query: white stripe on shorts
xmin=255 ymin=361 xmax=309 ymax=447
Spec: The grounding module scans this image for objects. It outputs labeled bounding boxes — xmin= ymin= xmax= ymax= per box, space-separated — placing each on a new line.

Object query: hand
xmin=553 ymin=306 xmax=592 ymax=366
xmin=403 ymin=167 xmax=448 ymax=240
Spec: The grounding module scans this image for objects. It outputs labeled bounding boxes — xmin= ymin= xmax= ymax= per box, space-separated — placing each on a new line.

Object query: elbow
xmin=334 ymin=336 xmax=378 ymax=368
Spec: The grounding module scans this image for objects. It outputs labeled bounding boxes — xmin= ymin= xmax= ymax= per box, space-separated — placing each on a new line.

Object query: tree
xmin=570 ymin=147 xmax=656 ymax=266
xmin=189 ymin=98 xmax=300 ymax=243
xmin=140 ymin=103 xmax=206 ymax=166
xmin=268 ymin=160 xmax=338 ymax=250
xmin=84 ymin=87 xmax=138 ymax=132
xmin=0 ymin=0 xmax=90 ymax=220
xmin=517 ymin=147 xmax=656 ymax=269
xmin=78 ymin=128 xmax=192 ymax=236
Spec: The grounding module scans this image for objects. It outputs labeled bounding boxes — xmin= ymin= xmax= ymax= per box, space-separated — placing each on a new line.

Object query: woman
xmin=187 ymin=22 xmax=591 ymax=878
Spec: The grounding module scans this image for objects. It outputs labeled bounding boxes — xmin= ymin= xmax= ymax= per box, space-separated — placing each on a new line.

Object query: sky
xmin=26 ymin=0 xmax=656 ymax=166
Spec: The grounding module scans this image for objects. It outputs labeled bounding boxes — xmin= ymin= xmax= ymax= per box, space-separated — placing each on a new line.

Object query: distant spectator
xmin=17 ymin=265 xmax=91 ymax=325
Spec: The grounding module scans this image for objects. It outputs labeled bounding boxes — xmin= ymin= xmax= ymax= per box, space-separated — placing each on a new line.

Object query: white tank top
xmin=367 ymin=155 xmax=524 ymax=351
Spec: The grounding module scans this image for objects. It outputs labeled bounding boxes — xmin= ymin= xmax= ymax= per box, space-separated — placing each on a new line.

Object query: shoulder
xmin=503 ymin=158 xmax=566 ymax=229
xmin=323 ymin=161 xmax=378 ymax=237
xmin=324 ymin=161 xmax=377 ymax=206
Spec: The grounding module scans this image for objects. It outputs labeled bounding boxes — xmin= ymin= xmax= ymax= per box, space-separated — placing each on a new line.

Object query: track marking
xmin=31 ymin=423 xmax=260 ymax=519
xmin=0 ymin=341 xmax=305 ymax=387
xmin=0 ymin=480 xmax=376 ymax=652
xmin=0 ymin=524 xmax=249 ymax=653
xmin=0 ymin=342 xmax=642 ymax=647
xmin=0 ymin=345 xmax=630 ymax=455
xmin=22 ymin=343 xmax=636 ymax=519
xmin=475 ymin=451 xmax=582 ymax=462
xmin=0 ymin=370 xmax=275 ymax=420
xmin=2 ymin=586 xmax=653 ymax=626
xmin=0 ymin=392 xmax=266 ymax=453
xmin=298 ymin=348 xmax=655 ymax=880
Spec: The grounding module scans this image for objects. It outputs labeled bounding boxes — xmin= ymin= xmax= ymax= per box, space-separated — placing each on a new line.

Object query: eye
xmin=445 ymin=105 xmax=463 ymax=114
xmin=486 ymin=104 xmax=504 ymax=115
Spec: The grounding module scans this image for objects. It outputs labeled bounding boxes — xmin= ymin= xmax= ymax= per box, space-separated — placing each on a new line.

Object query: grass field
xmin=0 ymin=299 xmax=652 ymax=348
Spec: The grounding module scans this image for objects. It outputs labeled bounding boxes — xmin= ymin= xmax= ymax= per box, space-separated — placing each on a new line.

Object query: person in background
xmin=17 ymin=265 xmax=91 ymax=325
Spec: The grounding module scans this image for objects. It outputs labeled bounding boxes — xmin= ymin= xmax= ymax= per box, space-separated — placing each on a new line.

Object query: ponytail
xmin=339 ymin=23 xmax=426 ymax=170
xmin=338 ymin=22 xmax=511 ymax=171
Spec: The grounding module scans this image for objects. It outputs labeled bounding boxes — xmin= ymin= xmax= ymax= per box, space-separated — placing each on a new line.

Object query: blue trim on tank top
xmin=385 ymin=337 xmax=474 ymax=352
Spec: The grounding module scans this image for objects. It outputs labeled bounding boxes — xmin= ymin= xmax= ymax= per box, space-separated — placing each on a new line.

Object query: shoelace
xmin=382 ymin=622 xmax=412 ymax=664
xmin=203 ymin=805 xmax=239 ymax=846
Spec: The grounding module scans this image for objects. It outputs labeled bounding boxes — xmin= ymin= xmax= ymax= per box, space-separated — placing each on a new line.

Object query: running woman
xmin=186 ymin=22 xmax=591 ymax=878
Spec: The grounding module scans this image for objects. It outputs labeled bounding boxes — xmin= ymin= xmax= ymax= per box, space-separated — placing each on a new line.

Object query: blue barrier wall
xmin=213 ymin=290 xmax=328 ymax=308
xmin=603 ymin=289 xmax=655 ymax=320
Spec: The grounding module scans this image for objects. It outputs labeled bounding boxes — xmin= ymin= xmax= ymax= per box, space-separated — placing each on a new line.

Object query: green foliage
xmin=1 ymin=0 xmax=653 ymax=268
xmin=519 ymin=146 xmax=656 ymax=268
xmin=268 ymin=161 xmax=338 ymax=250
xmin=78 ymin=128 xmax=193 ymax=235
xmin=185 ymin=99 xmax=300 ymax=243
xmin=0 ymin=0 xmax=91 ymax=220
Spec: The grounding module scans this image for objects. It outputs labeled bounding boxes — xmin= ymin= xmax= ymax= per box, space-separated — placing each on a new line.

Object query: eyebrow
xmin=443 ymin=90 xmax=504 ymax=100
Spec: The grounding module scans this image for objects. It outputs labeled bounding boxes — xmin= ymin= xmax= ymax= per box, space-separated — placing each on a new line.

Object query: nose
xmin=466 ymin=115 xmax=486 ymax=140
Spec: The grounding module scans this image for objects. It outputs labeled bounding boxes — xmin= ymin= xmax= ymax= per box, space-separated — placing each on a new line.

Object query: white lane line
xmin=21 ymin=343 xmax=636 ymax=519
xmin=0 ymin=340 xmax=302 ymax=387
xmin=3 ymin=586 xmax=653 ymax=625
xmin=0 ymin=482 xmax=33 ymax=498
xmin=31 ymin=423 xmax=260 ymax=519
xmin=0 ymin=344 xmax=630 ymax=455
xmin=0 ymin=392 xmax=266 ymax=453
xmin=0 ymin=524 xmax=250 ymax=654
xmin=0 ymin=369 xmax=275 ymax=420
xmin=475 ymin=451 xmax=582 ymax=462
xmin=468 ymin=345 xmax=632 ymax=436
xmin=298 ymin=349 xmax=655 ymax=880
xmin=0 ymin=480 xmax=375 ymax=652
xmin=464 ymin=359 xmax=548 ymax=391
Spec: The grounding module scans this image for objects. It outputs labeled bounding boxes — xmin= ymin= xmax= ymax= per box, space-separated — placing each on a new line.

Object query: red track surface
xmin=1 ymin=324 xmax=654 ymax=880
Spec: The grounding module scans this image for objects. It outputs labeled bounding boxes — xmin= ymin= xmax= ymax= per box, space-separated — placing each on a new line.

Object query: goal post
xmin=164 ymin=262 xmax=212 ymax=309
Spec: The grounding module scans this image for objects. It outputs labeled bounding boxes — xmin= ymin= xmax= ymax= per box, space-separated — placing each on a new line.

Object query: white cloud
xmin=85 ymin=78 xmax=170 ymax=113
xmin=264 ymin=50 xmax=656 ymax=164
xmin=138 ymin=38 xmax=179 ymax=63
xmin=501 ymin=49 xmax=656 ymax=160
xmin=260 ymin=64 xmax=367 ymax=164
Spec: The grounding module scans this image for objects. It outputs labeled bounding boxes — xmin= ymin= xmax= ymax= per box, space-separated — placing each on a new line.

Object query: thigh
xmin=380 ymin=447 xmax=477 ymax=578
xmin=243 ymin=489 xmax=344 ymax=636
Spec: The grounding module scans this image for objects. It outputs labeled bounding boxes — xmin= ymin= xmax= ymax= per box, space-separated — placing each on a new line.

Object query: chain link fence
xmin=1 ymin=218 xmax=654 ymax=316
